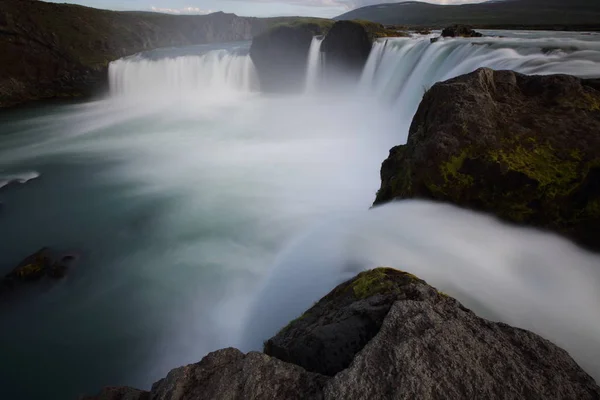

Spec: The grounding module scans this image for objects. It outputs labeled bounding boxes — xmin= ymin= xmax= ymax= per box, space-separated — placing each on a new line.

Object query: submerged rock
xmin=1 ymin=248 xmax=79 ymax=297
xmin=86 ymin=268 xmax=600 ymax=399
xmin=375 ymin=68 xmax=600 ymax=250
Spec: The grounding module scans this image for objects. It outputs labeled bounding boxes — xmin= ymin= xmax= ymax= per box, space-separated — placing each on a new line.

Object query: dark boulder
xmin=86 ymin=268 xmax=600 ymax=400
xmin=375 ymin=68 xmax=600 ymax=250
xmin=1 ymin=248 xmax=80 ymax=297
xmin=441 ymin=24 xmax=483 ymax=38
xmin=321 ymin=21 xmax=373 ymax=81
xmin=250 ymin=22 xmax=333 ymax=93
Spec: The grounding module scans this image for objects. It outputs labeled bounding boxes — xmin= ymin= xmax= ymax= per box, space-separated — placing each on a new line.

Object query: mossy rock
xmin=375 ymin=68 xmax=600 ymax=251
xmin=264 ymin=267 xmax=447 ymax=376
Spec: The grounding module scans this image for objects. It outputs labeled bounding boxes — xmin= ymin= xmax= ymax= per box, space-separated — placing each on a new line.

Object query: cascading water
xmin=360 ymin=32 xmax=600 ymax=120
xmin=108 ymin=49 xmax=258 ymax=97
xmin=305 ymin=36 xmax=324 ymax=92
xmin=1 ymin=32 xmax=600 ymax=400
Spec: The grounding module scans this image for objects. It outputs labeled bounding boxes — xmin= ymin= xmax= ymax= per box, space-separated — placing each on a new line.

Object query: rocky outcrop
xmin=375 ymin=68 xmax=600 ymax=250
xmin=1 ymin=248 xmax=79 ymax=298
xmin=320 ymin=21 xmax=374 ymax=80
xmin=86 ymin=268 xmax=600 ymax=400
xmin=441 ymin=24 xmax=483 ymax=37
xmin=263 ymin=268 xmax=429 ymax=376
xmin=0 ymin=0 xmax=269 ymax=107
xmin=249 ymin=21 xmax=333 ymax=93
xmin=250 ymin=20 xmax=403 ymax=92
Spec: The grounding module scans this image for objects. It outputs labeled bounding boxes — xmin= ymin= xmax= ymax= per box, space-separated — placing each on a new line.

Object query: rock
xmin=264 ymin=268 xmax=431 ymax=376
xmin=374 ymin=68 xmax=600 ymax=250
xmin=3 ymin=248 xmax=53 ymax=285
xmin=80 ymin=387 xmax=149 ymax=400
xmin=48 ymin=253 xmax=80 ymax=279
xmin=85 ymin=268 xmax=600 ymax=400
xmin=441 ymin=24 xmax=483 ymax=38
xmin=321 ymin=21 xmax=374 ymax=81
xmin=1 ymin=248 xmax=79 ymax=297
xmin=324 ymin=280 xmax=600 ymax=399
xmin=150 ymin=348 xmax=327 ymax=400
xmin=250 ymin=21 xmax=332 ymax=93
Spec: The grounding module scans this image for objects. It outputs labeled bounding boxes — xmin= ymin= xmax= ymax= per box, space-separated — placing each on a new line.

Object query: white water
xmin=1 ymin=33 xmax=600 ymax=399
xmin=305 ymin=37 xmax=324 ymax=92
xmin=362 ymin=34 xmax=600 ymax=120
xmin=108 ymin=49 xmax=258 ymax=97
xmin=0 ymin=171 xmax=40 ymax=189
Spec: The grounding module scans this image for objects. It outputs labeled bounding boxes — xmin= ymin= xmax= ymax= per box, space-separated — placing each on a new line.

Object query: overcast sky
xmin=60 ymin=0 xmax=488 ymax=18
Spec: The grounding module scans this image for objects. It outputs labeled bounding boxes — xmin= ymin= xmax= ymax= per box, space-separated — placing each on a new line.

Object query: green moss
xmin=582 ymin=93 xmax=600 ymax=111
xmin=489 ymin=144 xmax=579 ymax=197
xmin=349 ymin=268 xmax=417 ymax=299
xmin=351 ymin=269 xmax=389 ymax=299
xmin=438 ymin=291 xmax=450 ymax=298
xmin=15 ymin=263 xmax=44 ymax=279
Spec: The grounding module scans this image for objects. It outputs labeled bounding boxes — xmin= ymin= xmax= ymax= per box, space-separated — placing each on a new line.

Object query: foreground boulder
xmin=86 ymin=268 xmax=600 ymax=400
xmin=250 ymin=21 xmax=333 ymax=93
xmin=375 ymin=68 xmax=600 ymax=250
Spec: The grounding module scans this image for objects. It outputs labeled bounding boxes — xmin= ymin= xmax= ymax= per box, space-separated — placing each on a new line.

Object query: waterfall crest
xmin=108 ymin=49 xmax=258 ymax=97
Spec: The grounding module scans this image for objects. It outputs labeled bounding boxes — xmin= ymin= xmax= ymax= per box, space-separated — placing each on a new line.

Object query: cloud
xmin=150 ymin=6 xmax=214 ymax=14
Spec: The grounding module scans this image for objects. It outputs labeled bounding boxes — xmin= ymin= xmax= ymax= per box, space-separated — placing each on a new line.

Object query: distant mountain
xmin=335 ymin=0 xmax=600 ymax=29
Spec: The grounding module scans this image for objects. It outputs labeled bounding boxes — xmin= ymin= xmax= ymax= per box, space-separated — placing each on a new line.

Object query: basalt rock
xmin=86 ymin=268 xmax=600 ymax=400
xmin=375 ymin=68 xmax=600 ymax=250
xmin=250 ymin=21 xmax=333 ymax=93
xmin=320 ymin=21 xmax=375 ymax=80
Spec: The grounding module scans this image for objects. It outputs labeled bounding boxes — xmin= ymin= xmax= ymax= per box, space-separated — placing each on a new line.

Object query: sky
xmin=60 ymin=0 xmax=489 ymax=18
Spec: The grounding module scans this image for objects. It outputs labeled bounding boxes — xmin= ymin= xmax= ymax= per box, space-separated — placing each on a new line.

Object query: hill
xmin=0 ymin=0 xmax=312 ymax=107
xmin=335 ymin=0 xmax=600 ymax=30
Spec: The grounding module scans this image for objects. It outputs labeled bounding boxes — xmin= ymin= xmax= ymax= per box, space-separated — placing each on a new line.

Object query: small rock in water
xmin=1 ymin=248 xmax=80 ymax=297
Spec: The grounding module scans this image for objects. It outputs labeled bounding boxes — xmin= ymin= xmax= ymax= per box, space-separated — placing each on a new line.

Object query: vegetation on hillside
xmin=336 ymin=0 xmax=600 ymax=30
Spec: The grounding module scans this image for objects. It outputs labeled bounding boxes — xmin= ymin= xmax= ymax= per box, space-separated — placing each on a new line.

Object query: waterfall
xmin=108 ymin=49 xmax=258 ymax=97
xmin=360 ymin=35 xmax=600 ymax=120
xmin=305 ymin=37 xmax=324 ymax=93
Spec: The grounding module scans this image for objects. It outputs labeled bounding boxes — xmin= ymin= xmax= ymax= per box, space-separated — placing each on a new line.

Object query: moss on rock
xmin=375 ymin=69 xmax=600 ymax=250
